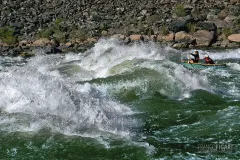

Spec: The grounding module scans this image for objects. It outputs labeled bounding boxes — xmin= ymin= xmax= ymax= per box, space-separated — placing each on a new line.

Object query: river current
xmin=0 ymin=39 xmax=239 ymax=159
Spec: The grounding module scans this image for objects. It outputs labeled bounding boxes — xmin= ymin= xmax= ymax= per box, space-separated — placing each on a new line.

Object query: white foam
xmin=0 ymin=39 xmax=239 ymax=153
xmin=97 ymin=58 xmax=212 ymax=100
xmin=0 ymin=54 xmax=138 ymax=139
xmin=78 ymin=38 xmax=165 ymax=78
xmin=64 ymin=53 xmax=83 ymax=62
xmin=227 ymin=62 xmax=240 ymax=71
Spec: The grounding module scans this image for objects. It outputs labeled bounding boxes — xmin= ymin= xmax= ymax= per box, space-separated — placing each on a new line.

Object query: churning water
xmin=0 ymin=39 xmax=239 ymax=159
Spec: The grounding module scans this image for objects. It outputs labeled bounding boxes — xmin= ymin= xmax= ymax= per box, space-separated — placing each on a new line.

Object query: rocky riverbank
xmin=0 ymin=0 xmax=240 ymax=56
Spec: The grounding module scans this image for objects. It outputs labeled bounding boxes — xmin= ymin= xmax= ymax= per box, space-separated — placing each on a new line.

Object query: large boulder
xmin=110 ymin=34 xmax=125 ymax=40
xmin=129 ymin=34 xmax=144 ymax=41
xmin=196 ymin=22 xmax=217 ymax=32
xmin=158 ymin=33 xmax=175 ymax=42
xmin=175 ymin=31 xmax=195 ymax=43
xmin=228 ymin=34 xmax=240 ymax=42
xmin=220 ymin=40 xmax=230 ymax=47
xmin=32 ymin=38 xmax=52 ymax=47
xmin=168 ymin=16 xmax=193 ymax=33
xmin=193 ymin=30 xmax=214 ymax=47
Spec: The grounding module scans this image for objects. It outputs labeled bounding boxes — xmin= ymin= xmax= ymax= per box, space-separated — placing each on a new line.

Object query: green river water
xmin=0 ymin=39 xmax=239 ymax=159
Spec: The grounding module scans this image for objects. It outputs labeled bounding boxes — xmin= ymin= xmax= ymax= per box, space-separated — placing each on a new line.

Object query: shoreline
xmin=1 ymin=1 xmax=240 ymax=56
xmin=0 ymin=36 xmax=239 ymax=57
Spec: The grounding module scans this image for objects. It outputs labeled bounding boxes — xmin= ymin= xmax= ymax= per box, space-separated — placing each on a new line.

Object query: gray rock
xmin=196 ymin=22 xmax=217 ymax=32
xmin=175 ymin=31 xmax=195 ymax=44
xmin=207 ymin=14 xmax=218 ymax=21
xmin=172 ymin=43 xmax=188 ymax=48
xmin=220 ymin=40 xmax=230 ymax=47
xmin=168 ymin=16 xmax=194 ymax=33
xmin=228 ymin=5 xmax=240 ymax=16
xmin=207 ymin=19 xmax=231 ymax=29
xmin=44 ymin=45 xmax=62 ymax=54
xmin=194 ymin=30 xmax=214 ymax=47
xmin=0 ymin=0 xmax=239 ymax=50
xmin=228 ymin=42 xmax=240 ymax=48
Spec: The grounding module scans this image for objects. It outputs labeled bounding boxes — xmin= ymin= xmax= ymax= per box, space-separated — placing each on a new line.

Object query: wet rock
xmin=150 ymin=35 xmax=158 ymax=42
xmin=129 ymin=34 xmax=143 ymax=41
xmin=44 ymin=45 xmax=62 ymax=54
xmin=18 ymin=40 xmax=29 ymax=47
xmin=124 ymin=37 xmax=131 ymax=44
xmin=110 ymin=34 xmax=125 ymax=40
xmin=0 ymin=46 xmax=10 ymax=56
xmin=101 ymin=30 xmax=108 ymax=36
xmin=76 ymin=46 xmax=88 ymax=53
xmin=7 ymin=47 xmax=22 ymax=56
xmin=65 ymin=42 xmax=73 ymax=48
xmin=172 ymin=43 xmax=188 ymax=48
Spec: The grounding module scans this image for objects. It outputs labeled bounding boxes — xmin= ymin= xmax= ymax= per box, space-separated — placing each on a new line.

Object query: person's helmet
xmin=205 ymin=55 xmax=209 ymax=58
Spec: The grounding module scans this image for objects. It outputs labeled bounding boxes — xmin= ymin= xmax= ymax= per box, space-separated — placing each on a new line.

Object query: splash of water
xmin=62 ymin=39 xmax=211 ymax=99
xmin=0 ymin=38 xmax=239 ymax=137
xmin=77 ymin=38 xmax=168 ymax=78
xmin=0 ymin=54 xmax=138 ymax=138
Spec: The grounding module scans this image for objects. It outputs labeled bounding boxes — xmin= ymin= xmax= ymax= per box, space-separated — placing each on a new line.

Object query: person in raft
xmin=188 ymin=50 xmax=200 ymax=63
xmin=204 ymin=55 xmax=215 ymax=64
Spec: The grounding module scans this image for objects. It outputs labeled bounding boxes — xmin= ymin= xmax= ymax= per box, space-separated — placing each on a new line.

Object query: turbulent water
xmin=0 ymin=39 xmax=239 ymax=159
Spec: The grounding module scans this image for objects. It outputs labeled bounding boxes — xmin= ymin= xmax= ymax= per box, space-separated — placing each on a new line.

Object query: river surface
xmin=0 ymin=39 xmax=240 ymax=159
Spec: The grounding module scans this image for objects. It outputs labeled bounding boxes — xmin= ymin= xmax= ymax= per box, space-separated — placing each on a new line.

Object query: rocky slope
xmin=0 ymin=0 xmax=240 ymax=55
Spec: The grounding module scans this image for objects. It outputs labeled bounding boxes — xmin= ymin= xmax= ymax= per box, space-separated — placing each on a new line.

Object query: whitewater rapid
xmin=0 ymin=38 xmax=239 ymax=139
